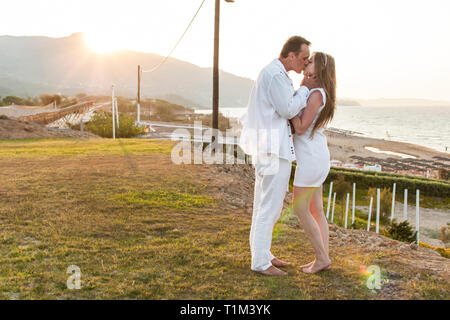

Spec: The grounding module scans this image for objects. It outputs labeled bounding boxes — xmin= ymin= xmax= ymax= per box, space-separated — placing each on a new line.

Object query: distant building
xmin=363 ymin=164 xmax=382 ymax=172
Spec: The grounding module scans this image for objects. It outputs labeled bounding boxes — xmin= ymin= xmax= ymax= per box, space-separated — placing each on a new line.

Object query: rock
xmin=410 ymin=243 xmax=418 ymax=250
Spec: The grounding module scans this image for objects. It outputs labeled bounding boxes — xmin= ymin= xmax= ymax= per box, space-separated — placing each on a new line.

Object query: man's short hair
xmin=280 ymin=36 xmax=311 ymax=58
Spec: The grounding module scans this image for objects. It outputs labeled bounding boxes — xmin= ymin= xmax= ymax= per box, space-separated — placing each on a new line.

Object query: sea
xmin=195 ymin=105 xmax=450 ymax=154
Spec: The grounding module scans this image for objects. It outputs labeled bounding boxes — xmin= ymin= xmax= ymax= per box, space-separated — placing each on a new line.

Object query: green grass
xmin=0 ymin=138 xmax=448 ymax=299
xmin=0 ymin=138 xmax=173 ymax=157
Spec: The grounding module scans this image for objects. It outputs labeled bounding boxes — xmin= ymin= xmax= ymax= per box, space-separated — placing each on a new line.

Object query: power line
xmin=141 ymin=0 xmax=207 ymax=74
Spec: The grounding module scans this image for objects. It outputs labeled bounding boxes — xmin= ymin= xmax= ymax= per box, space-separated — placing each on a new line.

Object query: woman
xmin=289 ymin=52 xmax=336 ymax=274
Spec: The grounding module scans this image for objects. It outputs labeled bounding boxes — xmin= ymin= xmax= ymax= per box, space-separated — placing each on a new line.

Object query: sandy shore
xmin=325 ymin=129 xmax=449 ymax=163
xmin=226 ymin=117 xmax=449 ymax=167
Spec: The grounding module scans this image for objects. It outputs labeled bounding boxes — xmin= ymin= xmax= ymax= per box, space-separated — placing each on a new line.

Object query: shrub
xmin=196 ymin=113 xmax=231 ymax=132
xmin=419 ymin=242 xmax=450 ymax=259
xmin=40 ymin=93 xmax=62 ymax=106
xmin=85 ymin=111 xmax=145 ymax=138
xmin=324 ymin=167 xmax=450 ymax=198
xmin=383 ymin=220 xmax=417 ymax=242
xmin=438 ymin=168 xmax=449 ymax=181
xmin=334 ymin=174 xmax=352 ymax=199
xmin=440 ymin=226 xmax=450 ymax=247
xmin=2 ymin=95 xmax=27 ymax=106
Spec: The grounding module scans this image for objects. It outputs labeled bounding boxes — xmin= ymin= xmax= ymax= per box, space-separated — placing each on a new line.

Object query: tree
xmin=2 ymin=95 xmax=26 ymax=105
xmin=39 ymin=93 xmax=62 ymax=106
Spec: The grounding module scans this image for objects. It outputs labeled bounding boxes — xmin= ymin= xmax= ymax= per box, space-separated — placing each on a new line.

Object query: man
xmin=239 ymin=36 xmax=319 ymax=276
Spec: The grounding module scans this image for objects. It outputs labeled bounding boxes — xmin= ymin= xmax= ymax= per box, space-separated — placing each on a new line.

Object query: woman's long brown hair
xmin=309 ymin=52 xmax=336 ymax=138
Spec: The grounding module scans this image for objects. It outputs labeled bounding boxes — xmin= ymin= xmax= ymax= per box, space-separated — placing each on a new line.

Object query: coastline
xmin=325 ymin=129 xmax=449 ymax=162
xmin=227 ymin=117 xmax=449 ymax=178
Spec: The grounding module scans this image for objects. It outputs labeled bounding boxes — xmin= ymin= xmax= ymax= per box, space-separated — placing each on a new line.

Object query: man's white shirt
xmin=239 ymin=58 xmax=310 ymax=162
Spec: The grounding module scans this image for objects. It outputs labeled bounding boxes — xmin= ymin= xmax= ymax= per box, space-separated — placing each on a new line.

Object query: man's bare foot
xmin=271 ymin=258 xmax=292 ymax=267
xmin=254 ymin=265 xmax=287 ymax=276
xmin=301 ymin=260 xmax=331 ymax=274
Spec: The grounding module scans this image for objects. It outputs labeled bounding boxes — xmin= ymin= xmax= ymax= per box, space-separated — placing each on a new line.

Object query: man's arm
xmin=268 ymin=74 xmax=310 ymax=119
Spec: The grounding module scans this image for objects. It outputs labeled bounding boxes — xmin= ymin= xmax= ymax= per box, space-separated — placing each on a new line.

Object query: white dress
xmin=293 ymin=88 xmax=331 ymax=187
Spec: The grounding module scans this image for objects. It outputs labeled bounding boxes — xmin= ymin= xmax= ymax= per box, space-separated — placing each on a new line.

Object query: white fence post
xmin=326 ymin=182 xmax=333 ymax=219
xmin=367 ymin=197 xmax=373 ymax=231
xmin=403 ymin=189 xmax=408 ymax=221
xmin=331 ymin=192 xmax=336 ymax=223
xmin=111 ymin=85 xmax=116 ymax=140
xmin=352 ymin=183 xmax=356 ymax=226
xmin=390 ymin=183 xmax=396 ymax=222
xmin=416 ymin=189 xmax=420 ymax=244
xmin=345 ymin=193 xmax=350 ymax=229
xmin=115 ymin=98 xmax=119 ymax=128
xmin=376 ymin=188 xmax=380 ymax=234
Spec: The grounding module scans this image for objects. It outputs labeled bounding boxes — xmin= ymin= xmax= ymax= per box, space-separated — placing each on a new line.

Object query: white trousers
xmin=249 ymin=155 xmax=291 ymax=271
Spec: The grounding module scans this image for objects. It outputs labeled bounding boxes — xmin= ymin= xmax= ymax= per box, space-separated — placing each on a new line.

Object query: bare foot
xmin=300 ymin=260 xmax=315 ymax=269
xmin=271 ymin=258 xmax=292 ymax=267
xmin=300 ymin=260 xmax=331 ymax=271
xmin=254 ymin=265 xmax=287 ymax=276
xmin=302 ymin=260 xmax=331 ymax=274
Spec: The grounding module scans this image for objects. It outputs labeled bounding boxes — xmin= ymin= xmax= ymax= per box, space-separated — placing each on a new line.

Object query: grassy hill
xmin=0 ymin=138 xmax=448 ymax=299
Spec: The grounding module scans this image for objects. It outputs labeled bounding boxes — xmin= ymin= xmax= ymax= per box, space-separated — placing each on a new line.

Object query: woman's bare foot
xmin=271 ymin=258 xmax=292 ymax=267
xmin=254 ymin=265 xmax=287 ymax=276
xmin=301 ymin=260 xmax=331 ymax=274
xmin=300 ymin=260 xmax=331 ymax=271
xmin=300 ymin=260 xmax=315 ymax=269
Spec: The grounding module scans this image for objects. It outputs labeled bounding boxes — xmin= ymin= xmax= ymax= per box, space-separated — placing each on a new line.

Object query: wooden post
xmin=326 ymin=182 xmax=333 ymax=219
xmin=331 ymin=192 xmax=336 ymax=223
xmin=416 ymin=189 xmax=420 ymax=244
xmin=376 ymin=188 xmax=380 ymax=234
xmin=390 ymin=183 xmax=396 ymax=222
xmin=212 ymin=0 xmax=220 ymax=133
xmin=367 ymin=197 xmax=373 ymax=231
xmin=344 ymin=193 xmax=350 ymax=229
xmin=403 ymin=189 xmax=408 ymax=221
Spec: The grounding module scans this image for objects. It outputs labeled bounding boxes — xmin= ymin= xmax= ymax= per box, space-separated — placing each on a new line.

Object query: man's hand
xmin=301 ymin=74 xmax=319 ymax=90
xmin=288 ymin=119 xmax=296 ymax=135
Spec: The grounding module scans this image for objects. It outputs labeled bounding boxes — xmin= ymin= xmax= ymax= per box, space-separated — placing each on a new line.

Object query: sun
xmin=83 ymin=32 xmax=123 ymax=54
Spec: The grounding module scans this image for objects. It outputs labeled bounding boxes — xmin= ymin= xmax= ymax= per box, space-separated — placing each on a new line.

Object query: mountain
xmin=0 ymin=33 xmax=254 ymax=109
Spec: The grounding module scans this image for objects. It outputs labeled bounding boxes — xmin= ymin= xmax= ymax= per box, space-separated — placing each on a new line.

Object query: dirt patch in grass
xmin=0 ymin=117 xmax=99 ymax=139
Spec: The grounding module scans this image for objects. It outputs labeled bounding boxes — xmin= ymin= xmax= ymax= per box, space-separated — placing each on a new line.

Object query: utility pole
xmin=213 ymin=0 xmax=220 ymax=132
xmin=212 ymin=0 xmax=234 ymax=144
xmin=137 ymin=65 xmax=141 ymax=123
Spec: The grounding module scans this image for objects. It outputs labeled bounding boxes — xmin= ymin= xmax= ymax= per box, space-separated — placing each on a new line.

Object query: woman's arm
xmin=289 ymin=91 xmax=323 ymax=135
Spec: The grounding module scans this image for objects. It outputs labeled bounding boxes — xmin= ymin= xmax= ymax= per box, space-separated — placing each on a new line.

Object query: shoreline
xmin=227 ymin=116 xmax=449 ymax=159
xmin=227 ymin=117 xmax=450 ymax=178
xmin=324 ymin=129 xmax=449 ymax=162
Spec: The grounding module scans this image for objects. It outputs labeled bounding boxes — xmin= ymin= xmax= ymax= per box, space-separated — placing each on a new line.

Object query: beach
xmin=325 ymin=130 xmax=449 ymax=164
xmin=226 ymin=117 xmax=449 ymax=175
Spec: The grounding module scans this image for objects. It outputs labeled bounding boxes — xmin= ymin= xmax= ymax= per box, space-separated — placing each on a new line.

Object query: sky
xmin=1 ymin=0 xmax=450 ymax=100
